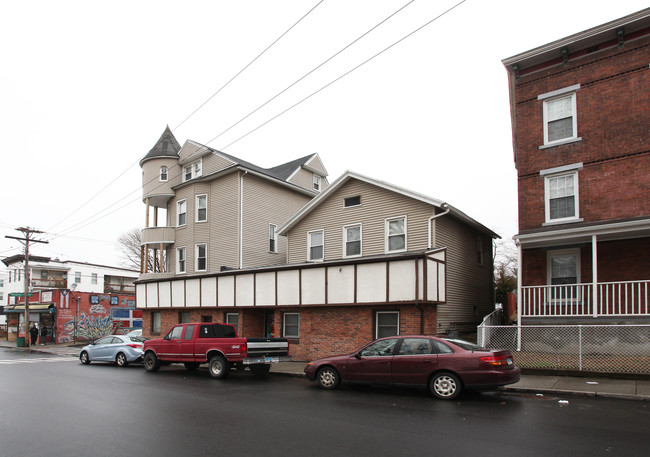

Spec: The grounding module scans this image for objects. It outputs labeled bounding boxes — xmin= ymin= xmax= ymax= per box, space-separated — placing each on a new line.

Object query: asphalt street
xmin=1 ymin=348 xmax=649 ymax=457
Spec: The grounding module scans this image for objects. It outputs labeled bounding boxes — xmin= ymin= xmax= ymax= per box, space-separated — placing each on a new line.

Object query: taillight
xmin=241 ymin=342 xmax=247 ymax=355
xmin=480 ymin=355 xmax=511 ymax=366
xmin=126 ymin=344 xmax=141 ymax=349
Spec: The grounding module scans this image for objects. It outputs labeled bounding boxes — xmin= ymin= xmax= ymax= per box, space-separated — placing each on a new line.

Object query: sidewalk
xmin=2 ymin=340 xmax=649 ymax=400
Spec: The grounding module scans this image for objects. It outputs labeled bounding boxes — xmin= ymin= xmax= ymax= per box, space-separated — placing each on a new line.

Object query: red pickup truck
xmin=143 ymin=323 xmax=290 ymax=378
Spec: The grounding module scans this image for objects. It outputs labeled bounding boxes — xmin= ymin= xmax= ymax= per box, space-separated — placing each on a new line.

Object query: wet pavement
xmin=2 ymin=339 xmax=649 ymax=400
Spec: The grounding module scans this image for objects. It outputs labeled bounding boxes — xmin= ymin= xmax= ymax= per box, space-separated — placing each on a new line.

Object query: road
xmin=1 ymin=349 xmax=649 ymax=457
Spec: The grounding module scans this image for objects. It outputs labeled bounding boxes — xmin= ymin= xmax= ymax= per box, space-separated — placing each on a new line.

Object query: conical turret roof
xmin=139 ymin=126 xmax=181 ymax=166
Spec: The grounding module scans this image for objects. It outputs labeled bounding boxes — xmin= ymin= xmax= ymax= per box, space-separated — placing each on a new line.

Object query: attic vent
xmin=344 ymin=196 xmax=361 ymax=207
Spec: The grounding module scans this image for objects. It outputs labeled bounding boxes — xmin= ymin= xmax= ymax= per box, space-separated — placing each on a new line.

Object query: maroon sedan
xmin=304 ymin=335 xmax=520 ymax=400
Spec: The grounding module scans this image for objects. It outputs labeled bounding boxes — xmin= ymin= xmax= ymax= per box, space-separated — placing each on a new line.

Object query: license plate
xmin=265 ymin=357 xmax=279 ymax=363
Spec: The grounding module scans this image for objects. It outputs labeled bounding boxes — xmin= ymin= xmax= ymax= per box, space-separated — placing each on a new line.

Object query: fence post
xmin=578 ymin=325 xmax=583 ymax=371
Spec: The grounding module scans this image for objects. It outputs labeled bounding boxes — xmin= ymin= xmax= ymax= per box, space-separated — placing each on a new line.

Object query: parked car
xmin=304 ymin=335 xmax=521 ymax=400
xmin=79 ymin=335 xmax=148 ymax=367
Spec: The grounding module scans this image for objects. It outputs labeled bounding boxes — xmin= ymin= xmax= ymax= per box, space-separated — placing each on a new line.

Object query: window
xmin=476 ymin=236 xmax=484 ymax=265
xmin=152 ymin=312 xmax=161 ymax=333
xmin=169 ymin=325 xmax=183 ymax=340
xmin=269 ymin=224 xmax=278 ymax=253
xmin=313 ymin=174 xmax=321 ymax=192
xmin=183 ymin=160 xmax=203 ymax=182
xmin=283 ymin=313 xmax=300 ymax=338
xmin=226 ymin=313 xmax=239 ymax=333
xmin=196 ymin=195 xmax=207 ymax=222
xmin=91 ymin=273 xmax=98 ymax=285
xmin=195 ymin=243 xmax=207 ymax=272
xmin=160 ymin=166 xmax=168 ymax=181
xmin=41 ymin=270 xmax=48 ymax=280
xmin=344 ymin=196 xmax=361 ymax=207
xmin=539 ymin=85 xmax=580 ymax=146
xmin=375 ymin=311 xmax=399 ymax=339
xmin=359 ymin=338 xmax=398 ymax=357
xmin=308 ymin=230 xmax=324 ymax=261
xmin=344 ymin=224 xmax=361 ymax=257
xmin=177 ymin=247 xmax=186 ymax=274
xmin=179 ymin=312 xmax=191 ymax=323
xmin=398 ymin=338 xmax=432 ymax=355
xmin=545 ymin=173 xmax=579 ymax=222
xmin=177 ymin=199 xmax=187 ymax=226
xmin=184 ymin=324 xmax=195 ymax=340
xmin=75 ymin=272 xmax=81 ymax=284
xmin=548 ymin=249 xmax=580 ymax=302
xmin=386 ymin=216 xmax=406 ymax=252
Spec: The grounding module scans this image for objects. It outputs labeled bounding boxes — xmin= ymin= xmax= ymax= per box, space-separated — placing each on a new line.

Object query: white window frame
xmin=195 ymin=243 xmax=207 ymax=272
xmin=91 ymin=273 xmax=98 ymax=285
xmin=75 ymin=272 xmax=81 ymax=284
xmin=177 ymin=247 xmax=186 ymax=274
xmin=269 ymin=224 xmax=278 ymax=253
xmin=343 ymin=224 xmax=362 ymax=258
xmin=544 ymin=171 xmax=580 ymax=224
xmin=313 ymin=174 xmax=321 ymax=192
xmin=308 ymin=230 xmax=324 ymax=262
xmin=385 ymin=216 xmax=407 ymax=253
xmin=152 ymin=312 xmax=161 ymax=333
xmin=539 ymin=84 xmax=580 ymax=147
xmin=375 ymin=311 xmax=399 ymax=339
xmin=160 ymin=166 xmax=168 ymax=182
xmin=177 ymin=199 xmax=187 ymax=227
xmin=196 ymin=194 xmax=207 ymax=223
xmin=547 ymin=248 xmax=581 ymax=303
xmin=283 ymin=312 xmax=300 ymax=338
xmin=182 ymin=159 xmax=203 ymax=182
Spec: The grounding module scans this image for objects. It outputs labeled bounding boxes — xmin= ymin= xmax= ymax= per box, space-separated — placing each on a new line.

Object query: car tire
xmin=317 ymin=366 xmax=340 ymax=390
xmin=80 ymin=351 xmax=91 ymax=365
xmin=250 ymin=364 xmax=271 ymax=377
xmin=116 ymin=352 xmax=129 ymax=367
xmin=208 ymin=355 xmax=229 ymax=379
xmin=429 ymin=372 xmax=461 ymax=400
xmin=184 ymin=362 xmax=200 ymax=372
xmin=143 ymin=352 xmax=161 ymax=372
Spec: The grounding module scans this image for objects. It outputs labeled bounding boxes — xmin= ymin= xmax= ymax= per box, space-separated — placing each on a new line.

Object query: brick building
xmin=502 ymin=8 xmax=650 ymax=322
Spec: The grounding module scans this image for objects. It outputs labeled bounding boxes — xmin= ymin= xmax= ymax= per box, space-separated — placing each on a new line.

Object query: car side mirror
xmin=163 ymin=335 xmax=170 ymax=340
xmin=354 ymin=352 xmax=362 ymax=359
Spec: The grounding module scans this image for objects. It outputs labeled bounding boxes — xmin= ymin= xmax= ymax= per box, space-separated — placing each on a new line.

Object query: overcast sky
xmin=1 ymin=0 xmax=647 ymax=270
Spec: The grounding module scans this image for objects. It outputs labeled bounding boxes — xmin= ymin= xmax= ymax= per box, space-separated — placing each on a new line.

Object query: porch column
xmin=592 ymin=235 xmax=598 ymax=318
xmin=516 ymin=240 xmax=522 ymax=351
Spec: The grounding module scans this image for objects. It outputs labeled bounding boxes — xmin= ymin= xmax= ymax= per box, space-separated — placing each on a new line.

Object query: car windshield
xmin=441 ymin=338 xmax=487 ymax=351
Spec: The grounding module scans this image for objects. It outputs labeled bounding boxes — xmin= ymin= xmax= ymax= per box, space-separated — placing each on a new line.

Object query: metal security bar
xmin=477 ymin=324 xmax=650 ymax=375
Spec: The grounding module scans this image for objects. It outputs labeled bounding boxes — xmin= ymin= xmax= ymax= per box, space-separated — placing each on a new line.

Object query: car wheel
xmin=80 ymin=351 xmax=91 ymax=365
xmin=184 ymin=362 xmax=200 ymax=372
xmin=250 ymin=364 xmax=271 ymax=377
xmin=116 ymin=352 xmax=128 ymax=367
xmin=317 ymin=366 xmax=340 ymax=390
xmin=208 ymin=355 xmax=229 ymax=379
xmin=143 ymin=352 xmax=161 ymax=372
xmin=430 ymin=372 xmax=461 ymax=400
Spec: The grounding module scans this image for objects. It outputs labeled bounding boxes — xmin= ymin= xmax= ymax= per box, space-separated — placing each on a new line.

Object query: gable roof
xmin=278 ymin=171 xmax=499 ymax=239
xmin=139 ymin=126 xmax=181 ymax=166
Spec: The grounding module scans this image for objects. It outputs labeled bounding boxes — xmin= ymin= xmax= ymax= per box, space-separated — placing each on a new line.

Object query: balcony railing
xmin=521 ymin=280 xmax=650 ymax=317
xmin=141 ymin=226 xmax=175 ymax=245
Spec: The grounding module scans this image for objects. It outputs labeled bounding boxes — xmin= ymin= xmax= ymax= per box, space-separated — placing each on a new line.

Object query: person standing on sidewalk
xmin=40 ymin=325 xmax=47 ymax=345
xmin=29 ymin=324 xmax=39 ymax=345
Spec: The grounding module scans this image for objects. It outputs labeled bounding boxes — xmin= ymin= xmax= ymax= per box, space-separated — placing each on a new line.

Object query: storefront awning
xmin=3 ymin=304 xmax=54 ymax=313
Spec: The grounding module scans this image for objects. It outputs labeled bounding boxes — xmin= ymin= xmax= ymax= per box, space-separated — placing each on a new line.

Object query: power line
xmin=205 ymin=0 xmax=416 ymax=146
xmin=219 ymin=0 xmax=468 ymax=150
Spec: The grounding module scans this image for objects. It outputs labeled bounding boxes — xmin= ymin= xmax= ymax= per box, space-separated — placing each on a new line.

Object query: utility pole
xmin=5 ymin=227 xmax=48 ymax=347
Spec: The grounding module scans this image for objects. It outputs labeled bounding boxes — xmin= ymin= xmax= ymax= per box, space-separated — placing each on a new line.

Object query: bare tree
xmin=117 ymin=227 xmax=148 ymax=271
xmin=494 ymin=238 xmax=518 ymax=306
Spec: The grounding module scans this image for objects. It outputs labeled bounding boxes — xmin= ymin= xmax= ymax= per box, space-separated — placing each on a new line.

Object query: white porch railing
xmin=521 ymin=280 xmax=650 ymax=317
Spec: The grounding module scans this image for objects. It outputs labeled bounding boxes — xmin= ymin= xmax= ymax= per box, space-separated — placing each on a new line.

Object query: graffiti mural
xmin=59 ymin=313 xmax=113 ymax=342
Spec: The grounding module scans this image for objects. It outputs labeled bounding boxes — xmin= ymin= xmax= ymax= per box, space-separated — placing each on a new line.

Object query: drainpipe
xmin=239 ymin=171 xmax=248 ymax=269
xmin=592 ymin=235 xmax=598 ymax=318
xmin=428 ymin=203 xmax=450 ymax=249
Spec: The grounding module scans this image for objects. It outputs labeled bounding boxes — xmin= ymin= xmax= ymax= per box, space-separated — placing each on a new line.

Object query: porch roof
xmin=514 ymin=216 xmax=650 ymax=249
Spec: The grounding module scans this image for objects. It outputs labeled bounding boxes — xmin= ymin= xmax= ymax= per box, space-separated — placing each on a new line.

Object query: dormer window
xmin=313 ymin=174 xmax=321 ymax=192
xmin=183 ymin=159 xmax=203 ymax=182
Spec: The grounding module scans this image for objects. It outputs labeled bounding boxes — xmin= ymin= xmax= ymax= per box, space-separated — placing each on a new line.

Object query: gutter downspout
xmin=239 ymin=171 xmax=248 ymax=269
xmin=428 ymin=203 xmax=451 ymax=249
xmin=516 ymin=239 xmax=522 ymax=351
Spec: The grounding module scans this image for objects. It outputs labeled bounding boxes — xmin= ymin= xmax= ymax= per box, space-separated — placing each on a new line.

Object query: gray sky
xmin=1 ymin=0 xmax=647 ymax=269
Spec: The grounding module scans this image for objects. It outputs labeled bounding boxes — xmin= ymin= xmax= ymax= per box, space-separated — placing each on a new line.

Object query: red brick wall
xmin=513 ymin=35 xmax=650 ymax=231
xmin=141 ymin=303 xmax=437 ymax=361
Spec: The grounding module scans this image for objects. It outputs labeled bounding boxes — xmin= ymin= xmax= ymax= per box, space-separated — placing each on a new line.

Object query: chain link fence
xmin=477 ymin=324 xmax=650 ymax=375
